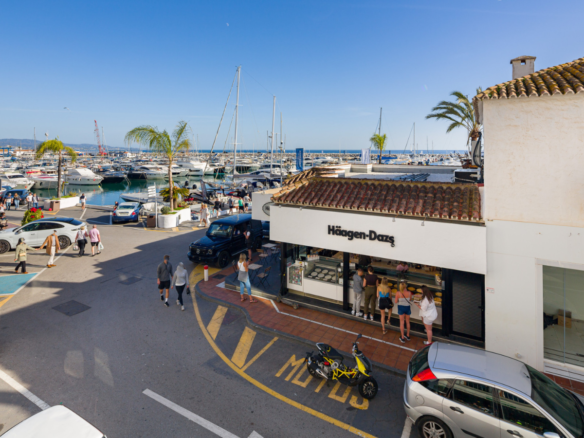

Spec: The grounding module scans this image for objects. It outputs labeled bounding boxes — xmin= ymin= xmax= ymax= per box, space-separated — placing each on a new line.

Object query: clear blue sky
xmin=1 ymin=0 xmax=582 ymax=151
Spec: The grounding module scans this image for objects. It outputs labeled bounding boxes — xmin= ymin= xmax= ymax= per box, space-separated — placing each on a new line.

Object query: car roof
xmin=118 ymin=202 xmax=139 ymax=207
xmin=34 ymin=217 xmax=80 ymax=224
xmin=2 ymin=405 xmax=103 ymax=438
xmin=213 ymin=214 xmax=252 ymax=225
xmin=431 ymin=343 xmax=532 ymax=396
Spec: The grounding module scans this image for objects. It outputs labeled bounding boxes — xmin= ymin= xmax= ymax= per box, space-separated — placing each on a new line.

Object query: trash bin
xmin=147 ymin=214 xmax=157 ymax=228
xmin=50 ymin=200 xmax=61 ymax=212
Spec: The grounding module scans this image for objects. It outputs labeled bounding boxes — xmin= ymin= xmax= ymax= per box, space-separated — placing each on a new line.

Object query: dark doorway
xmin=444 ymin=270 xmax=485 ymax=342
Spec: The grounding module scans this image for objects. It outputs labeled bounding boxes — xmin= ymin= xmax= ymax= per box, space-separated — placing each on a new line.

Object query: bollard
xmin=204 ymin=265 xmax=209 ymax=282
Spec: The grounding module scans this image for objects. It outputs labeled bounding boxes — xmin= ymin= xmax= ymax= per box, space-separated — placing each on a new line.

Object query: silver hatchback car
xmin=404 ymin=343 xmax=584 ymax=438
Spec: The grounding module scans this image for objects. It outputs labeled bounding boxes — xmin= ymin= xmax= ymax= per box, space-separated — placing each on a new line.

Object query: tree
xmin=159 ymin=185 xmax=189 ymax=203
xmin=370 ymin=133 xmax=387 ymax=164
xmin=35 ymin=138 xmax=78 ymax=198
xmin=125 ymin=121 xmax=192 ymax=209
xmin=425 ymin=88 xmax=482 ymax=151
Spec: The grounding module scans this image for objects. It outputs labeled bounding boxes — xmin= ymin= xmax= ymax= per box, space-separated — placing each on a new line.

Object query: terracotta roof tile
xmin=273 ymin=177 xmax=483 ymax=222
xmin=475 ymin=56 xmax=584 ymax=102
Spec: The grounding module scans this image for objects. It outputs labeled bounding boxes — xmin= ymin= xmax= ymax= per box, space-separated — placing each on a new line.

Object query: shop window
xmin=450 ymin=380 xmax=495 ymax=416
xmin=543 ymin=266 xmax=584 ymax=367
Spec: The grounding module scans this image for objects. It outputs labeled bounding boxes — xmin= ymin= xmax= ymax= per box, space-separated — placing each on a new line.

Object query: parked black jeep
xmin=187 ymin=214 xmax=263 ymax=268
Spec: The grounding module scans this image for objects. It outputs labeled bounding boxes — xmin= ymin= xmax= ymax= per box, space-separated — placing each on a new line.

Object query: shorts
xmin=397 ymin=305 xmax=411 ymax=316
xmin=238 ymin=206 xmax=244 ymax=211
xmin=422 ymin=316 xmax=436 ymax=325
xmin=158 ymin=280 xmax=171 ymax=290
xmin=379 ymin=298 xmax=392 ymax=310
xmin=91 ymin=242 xmax=99 ymax=247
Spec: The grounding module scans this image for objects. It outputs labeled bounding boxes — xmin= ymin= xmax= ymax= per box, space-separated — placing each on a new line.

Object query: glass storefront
xmin=543 ymin=266 xmax=584 ymax=367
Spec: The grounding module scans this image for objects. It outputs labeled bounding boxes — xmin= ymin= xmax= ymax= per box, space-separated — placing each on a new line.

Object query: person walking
xmin=415 ymin=286 xmax=438 ymax=345
xmin=14 ymin=237 xmax=37 ymax=274
xmin=244 ymin=226 xmax=253 ymax=261
xmin=238 ymin=197 xmax=244 ymax=213
xmin=377 ymin=277 xmax=393 ymax=334
xmin=13 ymin=193 xmax=20 ymax=210
xmin=352 ymin=267 xmax=364 ymax=317
xmin=363 ymin=266 xmax=379 ymax=321
xmin=40 ymin=230 xmax=60 ymax=268
xmin=32 ymin=193 xmax=39 ymax=209
xmin=396 ymin=281 xmax=412 ymax=343
xmin=75 ymin=226 xmax=89 ymax=257
xmin=227 ymin=196 xmax=233 ymax=215
xmin=244 ymin=194 xmax=251 ymax=212
xmin=26 ymin=193 xmax=33 ymax=210
xmin=213 ymin=199 xmax=221 ymax=218
xmin=5 ymin=194 xmax=12 ymax=211
xmin=199 ymin=204 xmax=209 ymax=227
xmin=80 ymin=193 xmax=86 ymax=210
xmin=171 ymin=262 xmax=190 ymax=311
xmin=237 ymin=253 xmax=256 ymax=303
xmin=89 ymin=224 xmax=101 ymax=256
xmin=157 ymin=255 xmax=173 ymax=307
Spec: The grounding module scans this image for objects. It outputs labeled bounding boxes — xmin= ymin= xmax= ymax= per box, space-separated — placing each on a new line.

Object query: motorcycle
xmin=304 ymin=334 xmax=379 ymax=400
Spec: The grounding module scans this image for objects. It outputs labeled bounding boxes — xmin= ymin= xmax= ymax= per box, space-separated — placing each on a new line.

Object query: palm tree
xmin=159 ymin=185 xmax=189 ymax=203
xmin=426 ymin=88 xmax=482 ymax=151
xmin=125 ymin=121 xmax=192 ymax=209
xmin=35 ymin=138 xmax=77 ymax=198
xmin=370 ymin=133 xmax=387 ymax=164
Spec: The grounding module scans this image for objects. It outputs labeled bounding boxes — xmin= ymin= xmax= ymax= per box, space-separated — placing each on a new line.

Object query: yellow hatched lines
xmin=0 ymin=295 xmax=14 ymax=310
xmin=207 ymin=306 xmax=228 ymax=340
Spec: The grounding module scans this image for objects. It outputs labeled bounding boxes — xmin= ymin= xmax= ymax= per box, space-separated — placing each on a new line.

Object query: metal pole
xmin=233 ymin=66 xmax=241 ymax=175
xmin=270 ymin=96 xmax=276 ymax=173
xmin=280 ymin=112 xmax=283 ymax=184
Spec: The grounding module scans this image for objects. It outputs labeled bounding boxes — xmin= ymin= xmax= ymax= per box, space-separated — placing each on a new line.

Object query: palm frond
xmin=63 ymin=146 xmax=78 ymax=163
xmin=35 ymin=139 xmax=64 ymax=159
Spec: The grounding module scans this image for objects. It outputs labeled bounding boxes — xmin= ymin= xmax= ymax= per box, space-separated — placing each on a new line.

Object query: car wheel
xmin=254 ymin=237 xmax=262 ymax=250
xmin=58 ymin=236 xmax=71 ymax=249
xmin=0 ymin=240 xmax=10 ymax=254
xmin=217 ymin=251 xmax=230 ymax=268
xmin=417 ymin=417 xmax=452 ymax=438
xmin=358 ymin=376 xmax=379 ymax=400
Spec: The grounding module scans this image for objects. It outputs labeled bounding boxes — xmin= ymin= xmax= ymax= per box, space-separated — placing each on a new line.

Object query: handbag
xmin=186 ymin=286 xmax=190 ymax=295
xmin=238 ymin=270 xmax=248 ymax=281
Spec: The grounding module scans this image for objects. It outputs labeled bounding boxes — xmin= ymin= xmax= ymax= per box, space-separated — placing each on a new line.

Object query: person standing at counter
xmin=358 ymin=254 xmax=372 ymax=270
xmin=397 ymin=261 xmax=409 ymax=279
xmin=363 ymin=266 xmax=379 ymax=321
xmin=352 ymin=267 xmax=364 ymax=317
xmin=396 ymin=281 xmax=412 ymax=343
xmin=377 ymin=277 xmax=393 ymax=334
xmin=415 ymin=286 xmax=438 ymax=345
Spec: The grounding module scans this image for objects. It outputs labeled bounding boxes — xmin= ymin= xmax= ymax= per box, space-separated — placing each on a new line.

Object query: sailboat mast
xmin=270 ymin=96 xmax=276 ymax=173
xmin=413 ymin=122 xmax=416 ymax=155
xmin=233 ymin=66 xmax=241 ymax=174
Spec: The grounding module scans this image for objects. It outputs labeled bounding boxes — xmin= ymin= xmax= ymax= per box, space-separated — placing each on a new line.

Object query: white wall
xmin=485 ymin=219 xmax=584 ymax=370
xmin=252 ymin=189 xmax=281 ymax=222
xmin=483 ymin=94 xmax=584 ymax=227
xmin=271 ymin=206 xmax=487 ymax=274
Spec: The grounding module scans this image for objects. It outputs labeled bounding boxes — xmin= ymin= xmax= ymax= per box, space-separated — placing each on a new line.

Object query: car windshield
xmin=207 ymin=223 xmax=233 ymax=238
xmin=118 ymin=205 xmax=135 ymax=210
xmin=528 ymin=365 xmax=584 ymax=437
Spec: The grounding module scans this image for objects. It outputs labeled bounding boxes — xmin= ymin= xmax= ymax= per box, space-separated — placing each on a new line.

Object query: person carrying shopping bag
xmin=237 ymin=253 xmax=256 ymax=303
xmin=171 ymin=262 xmax=190 ymax=311
xmin=75 ymin=226 xmax=89 ymax=257
xmin=14 ymin=237 xmax=37 ymax=274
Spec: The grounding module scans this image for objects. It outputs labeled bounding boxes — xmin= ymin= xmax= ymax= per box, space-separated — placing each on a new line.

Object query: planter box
xmin=157 ymin=208 xmax=191 ymax=228
xmin=44 ymin=197 xmax=80 ymax=210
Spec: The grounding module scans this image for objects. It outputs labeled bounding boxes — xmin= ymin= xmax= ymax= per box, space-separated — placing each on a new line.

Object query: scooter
xmin=304 ymin=334 xmax=379 ymax=399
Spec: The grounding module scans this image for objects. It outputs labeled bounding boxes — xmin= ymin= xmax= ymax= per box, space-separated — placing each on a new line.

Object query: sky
xmin=1 ymin=0 xmax=582 ymax=152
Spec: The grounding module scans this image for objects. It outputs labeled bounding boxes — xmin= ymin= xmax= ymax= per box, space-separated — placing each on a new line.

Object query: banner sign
xmin=328 ymin=225 xmax=395 ymax=247
xmin=361 ymin=149 xmax=371 ymax=164
xmin=296 ymin=148 xmax=304 ymax=172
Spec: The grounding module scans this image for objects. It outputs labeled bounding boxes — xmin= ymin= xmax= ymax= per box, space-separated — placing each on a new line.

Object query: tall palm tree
xmin=35 ymin=138 xmax=77 ymax=198
xmin=370 ymin=133 xmax=387 ymax=164
xmin=426 ymin=88 xmax=482 ymax=151
xmin=125 ymin=121 xmax=192 ymax=210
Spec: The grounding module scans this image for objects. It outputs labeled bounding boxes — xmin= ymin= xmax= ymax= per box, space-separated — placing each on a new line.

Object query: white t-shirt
xmin=237 ymin=261 xmax=247 ymax=272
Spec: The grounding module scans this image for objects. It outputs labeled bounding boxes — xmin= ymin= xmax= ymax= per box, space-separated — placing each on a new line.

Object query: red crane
xmin=94 ymin=120 xmax=106 ymax=156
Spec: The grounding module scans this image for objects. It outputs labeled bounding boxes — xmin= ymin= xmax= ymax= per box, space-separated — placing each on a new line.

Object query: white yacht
xmin=0 ymin=172 xmax=34 ymax=190
xmin=164 ymin=164 xmax=189 ymax=178
xmin=30 ymin=175 xmax=60 ymax=189
xmin=65 ymin=168 xmax=104 ymax=186
xmin=176 ymin=160 xmax=207 ymax=176
xmin=127 ymin=165 xmax=167 ymax=180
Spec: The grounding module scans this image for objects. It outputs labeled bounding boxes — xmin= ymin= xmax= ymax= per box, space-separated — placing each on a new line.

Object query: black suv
xmin=188 ymin=214 xmax=263 ymax=267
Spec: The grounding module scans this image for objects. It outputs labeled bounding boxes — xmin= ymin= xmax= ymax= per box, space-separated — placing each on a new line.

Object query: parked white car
xmin=2 ymin=405 xmax=106 ymax=437
xmin=0 ymin=217 xmax=86 ymax=253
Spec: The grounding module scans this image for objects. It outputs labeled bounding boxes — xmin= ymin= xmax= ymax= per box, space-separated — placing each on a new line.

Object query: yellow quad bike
xmin=304 ymin=334 xmax=379 ymax=399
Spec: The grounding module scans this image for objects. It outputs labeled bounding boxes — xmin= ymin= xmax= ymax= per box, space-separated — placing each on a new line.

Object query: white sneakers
xmin=363 ymin=314 xmax=368 ymax=320
xmin=181 ymin=306 xmax=185 ymax=311
xmin=176 ymin=300 xmax=180 ymax=306
xmin=357 ymin=312 xmax=363 ymax=317
xmin=351 ymin=310 xmax=356 ymax=315
xmin=369 ymin=315 xmax=374 ymax=321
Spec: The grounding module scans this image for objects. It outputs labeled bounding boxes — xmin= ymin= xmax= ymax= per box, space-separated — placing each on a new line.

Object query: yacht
xmin=0 ymin=172 xmax=34 ymax=190
xmin=30 ymin=175 xmax=60 ymax=189
xmin=65 ymin=168 xmax=104 ymax=186
xmin=127 ymin=165 xmax=167 ymax=180
xmin=176 ymin=160 xmax=207 ymax=176
xmin=164 ymin=164 xmax=189 ymax=178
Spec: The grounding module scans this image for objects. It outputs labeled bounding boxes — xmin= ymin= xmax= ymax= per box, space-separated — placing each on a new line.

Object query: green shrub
xmin=161 ymin=206 xmax=171 ymax=215
xmin=21 ymin=208 xmax=44 ymax=226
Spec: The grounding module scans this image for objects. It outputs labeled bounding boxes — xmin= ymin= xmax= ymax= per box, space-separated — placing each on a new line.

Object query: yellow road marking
xmin=328 ymin=382 xmax=352 ymax=403
xmin=241 ymin=336 xmax=278 ymax=373
xmin=172 ymin=227 xmax=179 ymax=231
xmin=315 ymin=379 xmax=327 ymax=393
xmin=0 ymin=295 xmax=14 ymax=310
xmin=191 ymin=294 xmax=375 ymax=438
xmin=207 ymin=306 xmax=228 ymax=340
xmin=276 ymin=355 xmax=305 ymax=381
xmin=291 ymin=365 xmax=313 ymax=388
xmin=231 ymin=327 xmax=256 ymax=368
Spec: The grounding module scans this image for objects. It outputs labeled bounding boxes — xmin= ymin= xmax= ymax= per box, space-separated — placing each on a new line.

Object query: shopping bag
xmin=98 ymin=242 xmax=104 ymax=251
xmin=73 ymin=244 xmax=79 ymax=251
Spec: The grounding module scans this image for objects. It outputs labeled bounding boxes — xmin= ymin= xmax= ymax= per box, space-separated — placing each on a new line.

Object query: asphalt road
xmin=0 ymin=207 xmax=412 ymax=437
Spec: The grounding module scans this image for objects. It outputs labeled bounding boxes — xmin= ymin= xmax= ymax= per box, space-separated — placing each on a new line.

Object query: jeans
xmin=33 ymin=202 xmax=38 ymax=209
xmin=239 ymin=277 xmax=252 ymax=295
xmin=15 ymin=261 xmax=26 ymax=273
xmin=353 ymin=291 xmax=363 ymax=314
xmin=77 ymin=239 xmax=86 ymax=256
xmin=364 ymin=286 xmax=376 ymax=316
xmin=14 ymin=200 xmax=20 ymax=209
xmin=176 ymin=284 xmax=185 ymax=305
xmin=6 ymin=202 xmax=11 ymax=210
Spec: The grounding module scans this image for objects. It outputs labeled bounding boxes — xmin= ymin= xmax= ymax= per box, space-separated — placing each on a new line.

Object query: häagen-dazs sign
xmin=328 ymin=225 xmax=395 ymax=247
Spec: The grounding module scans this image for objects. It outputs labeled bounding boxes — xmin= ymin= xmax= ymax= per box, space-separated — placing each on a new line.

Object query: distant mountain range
xmin=0 ymin=139 xmax=130 ymax=151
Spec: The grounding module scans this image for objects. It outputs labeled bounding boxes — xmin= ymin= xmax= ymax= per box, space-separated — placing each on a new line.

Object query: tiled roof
xmin=273 ymin=177 xmax=482 ymax=222
xmin=283 ymin=166 xmax=342 ymax=187
xmin=475 ymin=56 xmax=584 ymax=101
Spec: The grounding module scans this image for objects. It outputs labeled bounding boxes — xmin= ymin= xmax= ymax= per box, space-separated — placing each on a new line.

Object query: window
xmin=543 ymin=266 xmax=584 ymax=368
xmin=21 ymin=223 xmax=40 ymax=232
xmin=420 ymin=379 xmax=453 ymax=397
xmin=498 ymin=389 xmax=559 ymax=435
xmin=39 ymin=223 xmax=64 ymax=230
xmin=207 ymin=223 xmax=232 ymax=238
xmin=409 ymin=346 xmax=430 ymax=379
xmin=450 ymin=380 xmax=495 ymax=416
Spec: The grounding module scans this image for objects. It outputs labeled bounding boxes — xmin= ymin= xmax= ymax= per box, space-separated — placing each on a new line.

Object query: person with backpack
xmin=157 ymin=255 xmax=173 ymax=307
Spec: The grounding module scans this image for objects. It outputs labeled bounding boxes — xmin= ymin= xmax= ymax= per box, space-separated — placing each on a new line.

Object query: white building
xmin=475 ymin=56 xmax=584 ymax=386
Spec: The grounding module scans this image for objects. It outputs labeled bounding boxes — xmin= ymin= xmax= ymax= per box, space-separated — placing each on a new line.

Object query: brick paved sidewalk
xmin=197 ymin=266 xmax=425 ymax=374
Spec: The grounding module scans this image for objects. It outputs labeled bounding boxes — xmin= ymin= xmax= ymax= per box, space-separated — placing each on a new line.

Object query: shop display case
xmin=303 ymin=257 xmax=341 ymax=284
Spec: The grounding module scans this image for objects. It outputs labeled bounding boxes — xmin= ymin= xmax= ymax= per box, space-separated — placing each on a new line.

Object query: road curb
xmin=194 ymin=283 xmax=407 ymax=378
